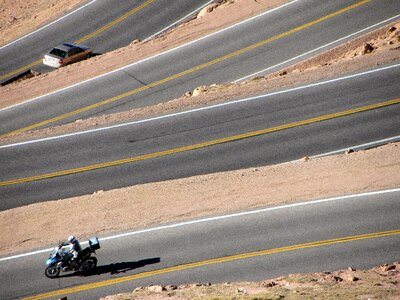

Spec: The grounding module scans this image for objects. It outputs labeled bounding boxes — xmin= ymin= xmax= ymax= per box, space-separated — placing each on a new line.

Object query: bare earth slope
xmin=101 ymin=262 xmax=400 ymax=299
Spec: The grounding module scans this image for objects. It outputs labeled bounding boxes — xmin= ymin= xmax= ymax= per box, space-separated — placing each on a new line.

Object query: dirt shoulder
xmin=100 ymin=262 xmax=400 ymax=299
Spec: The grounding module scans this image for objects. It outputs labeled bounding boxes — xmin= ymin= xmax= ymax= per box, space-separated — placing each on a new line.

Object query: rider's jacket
xmin=61 ymin=239 xmax=82 ymax=258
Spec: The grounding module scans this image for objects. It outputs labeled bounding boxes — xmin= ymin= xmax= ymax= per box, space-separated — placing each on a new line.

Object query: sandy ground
xmin=0 ymin=0 xmax=399 ymax=266
xmin=101 ymin=262 xmax=400 ymax=299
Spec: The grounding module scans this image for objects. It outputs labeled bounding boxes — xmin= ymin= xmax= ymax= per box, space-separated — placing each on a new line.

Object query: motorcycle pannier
xmin=89 ymin=237 xmax=100 ymax=250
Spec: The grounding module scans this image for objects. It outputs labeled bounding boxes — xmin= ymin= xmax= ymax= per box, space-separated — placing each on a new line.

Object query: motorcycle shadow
xmin=60 ymin=257 xmax=161 ymax=278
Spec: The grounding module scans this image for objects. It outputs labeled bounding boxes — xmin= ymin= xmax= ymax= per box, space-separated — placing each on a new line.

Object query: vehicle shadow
xmin=59 ymin=257 xmax=161 ymax=278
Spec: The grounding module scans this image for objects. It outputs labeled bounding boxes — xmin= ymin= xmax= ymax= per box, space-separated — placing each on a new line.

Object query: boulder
xmin=236 ymin=287 xmax=248 ymax=294
xmin=381 ymin=264 xmax=396 ymax=272
xmin=192 ymin=85 xmax=207 ymax=97
xmin=147 ymin=285 xmax=166 ymax=293
xmin=197 ymin=3 xmax=219 ymax=18
xmin=360 ymin=43 xmax=375 ymax=54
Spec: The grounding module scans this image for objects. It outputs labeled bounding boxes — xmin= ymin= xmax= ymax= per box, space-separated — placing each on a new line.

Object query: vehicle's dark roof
xmin=52 ymin=43 xmax=76 ymax=51
xmin=51 ymin=43 xmax=90 ymax=52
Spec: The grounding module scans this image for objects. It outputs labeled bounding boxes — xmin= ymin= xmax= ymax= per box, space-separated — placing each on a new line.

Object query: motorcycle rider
xmin=61 ymin=235 xmax=82 ymax=269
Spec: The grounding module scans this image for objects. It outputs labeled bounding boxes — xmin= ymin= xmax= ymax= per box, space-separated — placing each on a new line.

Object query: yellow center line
xmin=22 ymin=229 xmax=400 ymax=300
xmin=0 ymin=0 xmax=372 ymax=138
xmin=1 ymin=98 xmax=399 ymax=188
xmin=0 ymin=0 xmax=156 ymax=81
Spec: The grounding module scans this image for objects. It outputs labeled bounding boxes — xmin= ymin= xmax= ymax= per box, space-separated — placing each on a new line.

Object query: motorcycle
xmin=45 ymin=237 xmax=100 ymax=278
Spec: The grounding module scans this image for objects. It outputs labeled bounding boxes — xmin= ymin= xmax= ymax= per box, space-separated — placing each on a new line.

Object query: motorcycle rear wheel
xmin=81 ymin=257 xmax=97 ymax=270
xmin=45 ymin=265 xmax=60 ymax=278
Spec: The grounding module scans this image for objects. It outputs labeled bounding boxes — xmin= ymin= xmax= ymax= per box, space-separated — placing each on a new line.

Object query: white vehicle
xmin=43 ymin=43 xmax=92 ymax=68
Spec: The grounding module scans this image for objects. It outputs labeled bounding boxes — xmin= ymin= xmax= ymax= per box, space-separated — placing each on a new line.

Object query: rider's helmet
xmin=68 ymin=235 xmax=76 ymax=243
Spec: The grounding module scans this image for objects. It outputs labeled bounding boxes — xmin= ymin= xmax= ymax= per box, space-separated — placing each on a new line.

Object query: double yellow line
xmin=0 ymin=0 xmax=372 ymax=138
xmin=23 ymin=229 xmax=400 ymax=300
xmin=0 ymin=0 xmax=156 ymax=81
xmin=1 ymin=98 xmax=399 ymax=188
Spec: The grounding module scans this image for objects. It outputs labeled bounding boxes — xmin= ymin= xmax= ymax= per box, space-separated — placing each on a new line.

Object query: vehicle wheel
xmin=45 ymin=265 xmax=60 ymax=278
xmin=81 ymin=257 xmax=97 ymax=270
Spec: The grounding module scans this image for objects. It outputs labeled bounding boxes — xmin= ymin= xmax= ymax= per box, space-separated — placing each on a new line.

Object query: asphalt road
xmin=0 ymin=190 xmax=399 ymax=299
xmin=0 ymin=0 xmax=215 ymax=81
xmin=1 ymin=0 xmax=399 ymax=137
xmin=0 ymin=62 xmax=399 ymax=210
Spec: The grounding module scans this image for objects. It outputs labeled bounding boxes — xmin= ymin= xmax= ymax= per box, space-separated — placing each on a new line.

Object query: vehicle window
xmin=49 ymin=48 xmax=67 ymax=58
xmin=68 ymin=48 xmax=79 ymax=56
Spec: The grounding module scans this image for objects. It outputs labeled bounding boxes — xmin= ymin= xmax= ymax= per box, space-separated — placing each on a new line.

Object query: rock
xmin=147 ymin=285 xmax=166 ymax=293
xmin=165 ymin=285 xmax=177 ymax=291
xmin=262 ymin=281 xmax=277 ymax=288
xmin=279 ymin=71 xmax=288 ymax=76
xmin=192 ymin=283 xmax=203 ymax=287
xmin=184 ymin=91 xmax=192 ymax=97
xmin=197 ymin=3 xmax=219 ymax=18
xmin=345 ymin=148 xmax=354 ymax=154
xmin=361 ymin=43 xmax=375 ymax=54
xmin=236 ymin=287 xmax=248 ymax=294
xmin=348 ymin=267 xmax=356 ymax=271
xmin=192 ymin=86 xmax=207 ymax=97
xmin=178 ymin=284 xmax=190 ymax=289
xmin=302 ymin=156 xmax=310 ymax=161
xmin=386 ymin=26 xmax=397 ymax=35
xmin=133 ymin=287 xmax=144 ymax=293
xmin=8 ymin=15 xmax=17 ymax=23
xmin=334 ymin=276 xmax=343 ymax=282
xmin=323 ymin=271 xmax=331 ymax=275
xmin=346 ymin=276 xmax=360 ymax=282
xmin=130 ymin=39 xmax=140 ymax=45
xmin=381 ymin=264 xmax=396 ymax=272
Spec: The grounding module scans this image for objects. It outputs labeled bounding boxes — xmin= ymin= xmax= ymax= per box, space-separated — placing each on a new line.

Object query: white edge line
xmin=0 ymin=0 xmax=98 ymax=51
xmin=234 ymin=14 xmax=400 ymax=82
xmin=0 ymin=0 xmax=299 ymax=112
xmin=311 ymin=136 xmax=400 ymax=158
xmin=1 ymin=188 xmax=399 ymax=262
xmin=1 ymin=62 xmax=399 ymax=149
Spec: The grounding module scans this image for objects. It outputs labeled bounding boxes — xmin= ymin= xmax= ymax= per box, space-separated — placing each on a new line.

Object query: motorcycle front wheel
xmin=81 ymin=257 xmax=97 ymax=270
xmin=45 ymin=265 xmax=60 ymax=278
